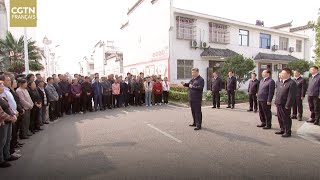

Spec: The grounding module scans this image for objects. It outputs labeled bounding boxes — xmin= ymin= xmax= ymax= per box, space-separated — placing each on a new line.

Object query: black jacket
xmin=308 ymin=74 xmax=320 ymax=97
xmin=211 ymin=77 xmax=223 ymax=92
xmin=183 ymin=75 xmax=205 ymax=102
xmin=275 ymin=78 xmax=297 ymax=108
xmin=257 ymin=77 xmax=275 ymax=102
xmin=294 ymin=77 xmax=307 ymax=98
xmin=248 ymin=79 xmax=259 ymax=94
xmin=10 ymin=89 xmax=24 ymax=114
xmin=120 ymin=82 xmax=128 ymax=94
xmin=37 ymin=87 xmax=49 ymax=106
xmin=226 ymin=76 xmax=237 ymax=91
xmin=28 ymin=89 xmax=42 ymax=106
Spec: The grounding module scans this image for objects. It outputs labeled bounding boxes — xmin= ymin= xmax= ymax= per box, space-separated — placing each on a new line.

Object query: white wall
xmin=104 ymin=57 xmax=121 ymax=76
xmin=170 ymin=10 xmax=308 ymax=90
xmin=92 ymin=45 xmax=104 ymax=77
xmin=123 ymin=0 xmax=171 ymax=77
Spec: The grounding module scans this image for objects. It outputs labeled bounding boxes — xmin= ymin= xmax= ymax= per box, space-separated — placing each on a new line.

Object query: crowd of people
xmin=0 ymin=71 xmax=171 ymax=168
xmin=209 ymin=66 xmax=320 ymax=137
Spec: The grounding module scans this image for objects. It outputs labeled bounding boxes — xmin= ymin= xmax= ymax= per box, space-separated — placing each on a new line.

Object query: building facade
xmin=122 ymin=0 xmax=312 ymax=90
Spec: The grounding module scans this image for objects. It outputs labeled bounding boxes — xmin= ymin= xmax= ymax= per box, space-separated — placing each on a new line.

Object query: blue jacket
xmin=257 ymin=77 xmax=275 ymax=102
xmin=183 ymin=75 xmax=204 ymax=102
xmin=92 ymin=81 xmax=102 ymax=96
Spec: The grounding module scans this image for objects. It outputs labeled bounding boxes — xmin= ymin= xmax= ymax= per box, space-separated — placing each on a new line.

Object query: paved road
xmin=1 ymin=103 xmax=320 ymax=180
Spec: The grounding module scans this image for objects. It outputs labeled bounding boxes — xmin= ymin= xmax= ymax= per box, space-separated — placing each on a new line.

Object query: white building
xmin=121 ymin=0 xmax=312 ymax=90
xmin=89 ymin=40 xmax=123 ymax=77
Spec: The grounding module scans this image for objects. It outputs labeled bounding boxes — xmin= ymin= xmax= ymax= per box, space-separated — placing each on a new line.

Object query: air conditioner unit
xmin=200 ymin=42 xmax=208 ymax=49
xmin=277 ymin=64 xmax=283 ymax=70
xmin=272 ymin=45 xmax=279 ymax=51
xmin=289 ymin=47 xmax=295 ymax=52
xmin=191 ymin=40 xmax=198 ymax=48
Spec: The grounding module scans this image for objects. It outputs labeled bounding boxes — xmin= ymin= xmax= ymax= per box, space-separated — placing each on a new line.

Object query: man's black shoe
xmin=20 ymin=136 xmax=29 ymax=139
xmin=226 ymin=106 xmax=231 ymax=108
xmin=254 ymin=109 xmax=258 ymax=113
xmin=257 ymin=124 xmax=266 ymax=128
xmin=307 ymin=118 xmax=315 ymax=123
xmin=189 ymin=124 xmax=196 ymax=127
xmin=275 ymin=131 xmax=285 ymax=135
xmin=217 ymin=107 xmax=220 ymax=109
xmin=263 ymin=126 xmax=271 ymax=130
xmin=5 ymin=155 xmax=19 ymax=161
xmin=231 ymin=106 xmax=235 ymax=109
xmin=0 ymin=162 xmax=11 ymax=168
xmin=247 ymin=109 xmax=253 ymax=112
xmin=194 ymin=127 xmax=201 ymax=131
xmin=212 ymin=106 xmax=216 ymax=109
xmin=291 ymin=116 xmax=297 ymax=119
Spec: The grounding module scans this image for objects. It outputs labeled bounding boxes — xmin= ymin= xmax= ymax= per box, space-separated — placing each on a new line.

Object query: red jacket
xmin=153 ymin=82 xmax=163 ymax=95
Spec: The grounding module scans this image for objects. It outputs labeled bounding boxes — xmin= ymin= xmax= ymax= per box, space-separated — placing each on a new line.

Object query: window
xmin=209 ymin=23 xmax=230 ymax=44
xmin=296 ymin=40 xmax=302 ymax=52
xmin=177 ymin=60 xmax=193 ymax=79
xmin=260 ymin=33 xmax=271 ymax=49
xmin=176 ymin=16 xmax=196 ymax=40
xmin=239 ymin=29 xmax=249 ymax=46
xmin=279 ymin=37 xmax=289 ymax=51
xmin=89 ymin=64 xmax=94 ymax=70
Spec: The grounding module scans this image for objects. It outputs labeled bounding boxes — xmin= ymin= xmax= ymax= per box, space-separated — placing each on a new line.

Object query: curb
xmin=297 ymin=122 xmax=320 ymax=145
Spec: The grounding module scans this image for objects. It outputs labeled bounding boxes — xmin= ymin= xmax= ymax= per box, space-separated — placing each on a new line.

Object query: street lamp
xmin=42 ymin=36 xmax=52 ymax=77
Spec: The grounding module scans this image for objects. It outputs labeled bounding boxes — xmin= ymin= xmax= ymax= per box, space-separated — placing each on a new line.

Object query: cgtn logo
xmin=10 ymin=0 xmax=37 ymax=27
xmin=11 ymin=6 xmax=36 ymax=20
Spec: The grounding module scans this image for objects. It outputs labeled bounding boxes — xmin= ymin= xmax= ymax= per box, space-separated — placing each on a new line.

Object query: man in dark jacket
xmin=53 ymin=78 xmax=63 ymax=117
xmin=257 ymin=69 xmax=275 ymax=129
xmin=247 ymin=73 xmax=259 ymax=112
xmin=101 ymin=76 xmax=112 ymax=110
xmin=120 ymin=76 xmax=128 ymax=107
xmin=307 ymin=66 xmax=320 ymax=125
xmin=81 ymin=77 xmax=93 ymax=113
xmin=291 ymin=69 xmax=307 ymax=121
xmin=181 ymin=68 xmax=204 ymax=131
xmin=275 ymin=68 xmax=297 ymax=137
xmin=92 ymin=77 xmax=103 ymax=111
xmin=226 ymin=71 xmax=237 ymax=109
xmin=211 ymin=72 xmax=222 ymax=109
xmin=59 ymin=75 xmax=71 ymax=115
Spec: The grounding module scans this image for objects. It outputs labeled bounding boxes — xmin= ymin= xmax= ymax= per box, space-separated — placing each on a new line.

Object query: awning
xmin=254 ymin=53 xmax=299 ymax=61
xmin=201 ymin=48 xmax=239 ymax=58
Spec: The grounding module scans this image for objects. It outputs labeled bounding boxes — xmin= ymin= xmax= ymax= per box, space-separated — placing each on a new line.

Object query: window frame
xmin=209 ymin=22 xmax=230 ymax=44
xmin=296 ymin=40 xmax=302 ymax=52
xmin=279 ymin=37 xmax=289 ymax=51
xmin=177 ymin=59 xmax=194 ymax=79
xmin=176 ymin=16 xmax=196 ymax=40
xmin=239 ymin=29 xmax=249 ymax=46
xmin=259 ymin=33 xmax=271 ymax=49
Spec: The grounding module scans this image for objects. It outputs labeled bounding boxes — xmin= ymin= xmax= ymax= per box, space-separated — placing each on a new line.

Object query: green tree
xmin=0 ymin=31 xmax=44 ymax=74
xmin=220 ymin=55 xmax=255 ymax=89
xmin=286 ymin=59 xmax=312 ymax=73
xmin=315 ymin=9 xmax=320 ymax=67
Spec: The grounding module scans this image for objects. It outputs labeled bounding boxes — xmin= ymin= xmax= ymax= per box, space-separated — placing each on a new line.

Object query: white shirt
xmin=162 ymin=81 xmax=170 ymax=91
xmin=0 ymin=87 xmax=17 ymax=115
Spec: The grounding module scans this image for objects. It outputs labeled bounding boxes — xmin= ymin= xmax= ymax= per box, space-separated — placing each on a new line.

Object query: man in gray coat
xmin=45 ymin=77 xmax=59 ymax=121
xmin=307 ymin=66 xmax=320 ymax=125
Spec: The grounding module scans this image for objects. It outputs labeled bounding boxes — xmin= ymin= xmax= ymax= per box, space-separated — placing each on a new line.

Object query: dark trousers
xmin=113 ymin=95 xmax=120 ymax=108
xmin=155 ymin=94 xmax=162 ymax=104
xmin=190 ymin=101 xmax=202 ymax=128
xmin=62 ymin=95 xmax=71 ymax=114
xmin=49 ymin=101 xmax=57 ymax=120
xmin=163 ymin=91 xmax=169 ymax=104
xmin=81 ymin=95 xmax=92 ymax=112
xmin=276 ymin=105 xmax=292 ymax=133
xmin=94 ymin=95 xmax=103 ymax=111
xmin=249 ymin=94 xmax=258 ymax=111
xmin=292 ymin=97 xmax=303 ymax=118
xmin=258 ymin=101 xmax=272 ymax=127
xmin=30 ymin=107 xmax=40 ymax=132
xmin=227 ymin=90 xmax=235 ymax=107
xmin=212 ymin=91 xmax=220 ymax=108
xmin=56 ymin=98 xmax=62 ymax=117
xmin=10 ymin=115 xmax=22 ymax=154
xmin=308 ymin=96 xmax=320 ymax=120
xmin=141 ymin=93 xmax=145 ymax=104
xmin=134 ymin=92 xmax=141 ymax=105
xmin=72 ymin=97 xmax=81 ymax=113
xmin=129 ymin=93 xmax=134 ymax=105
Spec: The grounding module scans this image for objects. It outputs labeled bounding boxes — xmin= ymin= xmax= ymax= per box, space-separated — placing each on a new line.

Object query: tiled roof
xmin=200 ymin=48 xmax=239 ymax=57
xmin=271 ymin=21 xmax=293 ymax=29
xmin=254 ymin=53 xmax=299 ymax=61
xmin=290 ymin=24 xmax=314 ymax=32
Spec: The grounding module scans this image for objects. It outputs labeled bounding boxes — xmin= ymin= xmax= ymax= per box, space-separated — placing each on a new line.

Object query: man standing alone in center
xmin=247 ymin=73 xmax=259 ymax=112
xmin=257 ymin=69 xmax=275 ymax=129
xmin=181 ymin=68 xmax=204 ymax=131
xmin=226 ymin=71 xmax=237 ymax=109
